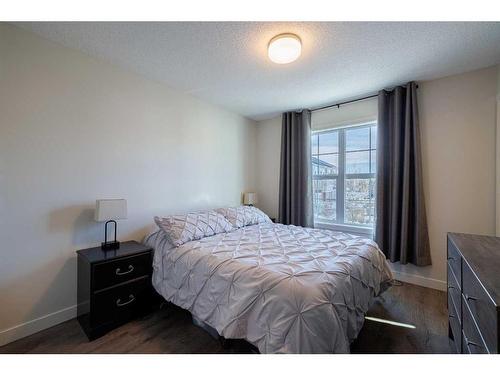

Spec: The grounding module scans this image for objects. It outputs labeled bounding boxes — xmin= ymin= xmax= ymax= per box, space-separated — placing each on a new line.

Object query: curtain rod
xmin=311 ymin=94 xmax=378 ymax=112
xmin=310 ymin=84 xmax=419 ymax=113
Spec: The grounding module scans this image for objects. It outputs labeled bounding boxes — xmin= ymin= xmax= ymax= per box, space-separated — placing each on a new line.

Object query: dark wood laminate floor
xmin=0 ymin=282 xmax=452 ymax=354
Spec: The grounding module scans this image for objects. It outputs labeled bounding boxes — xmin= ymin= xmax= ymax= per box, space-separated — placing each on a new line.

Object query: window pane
xmin=313 ymin=179 xmax=336 ymax=222
xmin=345 ymin=178 xmax=375 ymax=226
xmin=370 ymin=150 xmax=377 ymax=174
xmin=314 ymin=154 xmax=338 ymax=175
xmin=346 ymin=151 xmax=370 ymax=174
xmin=312 ymin=161 xmax=319 ymax=175
xmin=318 ymin=131 xmax=338 ymax=154
xmin=370 ymin=126 xmax=377 ymax=149
xmin=311 ymin=134 xmax=318 ymax=155
xmin=346 ymin=127 xmax=370 ymax=151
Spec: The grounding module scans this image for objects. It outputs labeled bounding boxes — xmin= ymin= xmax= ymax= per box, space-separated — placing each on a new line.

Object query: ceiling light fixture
xmin=268 ymin=33 xmax=302 ymax=64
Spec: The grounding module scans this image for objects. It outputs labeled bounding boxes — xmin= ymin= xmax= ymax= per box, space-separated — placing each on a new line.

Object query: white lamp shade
xmin=243 ymin=192 xmax=257 ymax=205
xmin=95 ymin=199 xmax=128 ymax=222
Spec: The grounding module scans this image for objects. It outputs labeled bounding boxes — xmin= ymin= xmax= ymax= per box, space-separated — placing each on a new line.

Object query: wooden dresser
xmin=447 ymin=233 xmax=500 ymax=354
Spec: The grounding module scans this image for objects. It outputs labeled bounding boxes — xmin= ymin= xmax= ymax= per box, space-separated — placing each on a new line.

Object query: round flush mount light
xmin=268 ymin=33 xmax=302 ymax=64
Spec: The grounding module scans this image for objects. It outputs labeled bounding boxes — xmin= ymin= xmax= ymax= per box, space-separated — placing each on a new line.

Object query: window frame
xmin=312 ymin=121 xmax=377 ymax=235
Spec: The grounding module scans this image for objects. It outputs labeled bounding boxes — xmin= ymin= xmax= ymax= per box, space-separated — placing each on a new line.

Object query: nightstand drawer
xmin=92 ymin=276 xmax=151 ymax=327
xmin=93 ymin=252 xmax=152 ymax=291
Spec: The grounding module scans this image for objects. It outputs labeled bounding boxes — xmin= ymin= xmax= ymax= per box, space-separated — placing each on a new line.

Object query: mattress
xmin=145 ymin=222 xmax=393 ymax=353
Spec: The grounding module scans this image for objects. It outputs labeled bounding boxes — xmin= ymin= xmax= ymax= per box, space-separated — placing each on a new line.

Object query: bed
xmin=145 ymin=221 xmax=393 ymax=353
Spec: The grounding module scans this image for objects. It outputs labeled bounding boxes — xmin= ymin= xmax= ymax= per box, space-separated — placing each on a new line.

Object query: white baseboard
xmin=391 ymin=270 xmax=447 ymax=291
xmin=0 ymin=304 xmax=77 ymax=347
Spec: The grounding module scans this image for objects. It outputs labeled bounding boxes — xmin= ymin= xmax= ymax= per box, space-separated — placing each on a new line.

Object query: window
xmin=311 ymin=123 xmax=376 ymax=231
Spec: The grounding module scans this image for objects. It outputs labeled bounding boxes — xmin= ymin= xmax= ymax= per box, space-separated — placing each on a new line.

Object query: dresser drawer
xmin=462 ymin=295 xmax=489 ymax=354
xmin=91 ymin=276 xmax=151 ymax=327
xmin=462 ymin=261 xmax=498 ymax=352
xmin=93 ymin=252 xmax=152 ymax=291
xmin=447 ymin=264 xmax=462 ymax=323
xmin=448 ymin=293 xmax=461 ymax=353
xmin=447 ymin=239 xmax=462 ymax=286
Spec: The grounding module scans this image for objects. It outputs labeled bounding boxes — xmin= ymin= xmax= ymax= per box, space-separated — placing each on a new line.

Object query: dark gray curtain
xmin=278 ymin=110 xmax=314 ymax=227
xmin=375 ymin=82 xmax=431 ymax=266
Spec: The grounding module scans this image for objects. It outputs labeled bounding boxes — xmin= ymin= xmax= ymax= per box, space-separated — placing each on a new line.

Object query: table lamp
xmin=95 ymin=199 xmax=127 ymax=250
xmin=243 ymin=192 xmax=257 ymax=207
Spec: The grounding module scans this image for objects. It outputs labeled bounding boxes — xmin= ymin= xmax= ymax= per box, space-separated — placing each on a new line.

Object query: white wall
xmin=0 ymin=24 xmax=256 ymax=345
xmin=255 ymin=117 xmax=282 ymax=218
xmin=255 ymin=65 xmax=499 ymax=291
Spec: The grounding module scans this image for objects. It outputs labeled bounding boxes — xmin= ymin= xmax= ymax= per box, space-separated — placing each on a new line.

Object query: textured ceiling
xmin=15 ymin=22 xmax=500 ymax=121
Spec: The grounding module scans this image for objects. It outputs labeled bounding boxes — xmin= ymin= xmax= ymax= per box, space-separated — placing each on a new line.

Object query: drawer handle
xmin=465 ymin=294 xmax=478 ymax=301
xmin=467 ymin=341 xmax=481 ymax=348
xmin=116 ymin=265 xmax=134 ymax=276
xmin=465 ymin=338 xmax=482 ymax=348
xmin=447 ymin=256 xmax=455 ymax=262
xmin=116 ymin=294 xmax=135 ymax=307
xmin=463 ymin=332 xmax=483 ymax=349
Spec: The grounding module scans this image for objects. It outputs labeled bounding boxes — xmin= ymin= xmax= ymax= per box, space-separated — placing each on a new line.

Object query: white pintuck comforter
xmin=146 ymin=223 xmax=393 ymax=353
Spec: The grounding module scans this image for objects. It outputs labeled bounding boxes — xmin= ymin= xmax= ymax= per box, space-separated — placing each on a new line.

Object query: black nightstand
xmin=77 ymin=240 xmax=154 ymax=340
xmin=270 ymin=218 xmax=277 ymax=223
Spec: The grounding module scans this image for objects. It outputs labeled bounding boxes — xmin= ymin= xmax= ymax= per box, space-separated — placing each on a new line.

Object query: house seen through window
xmin=311 ymin=123 xmax=377 ymax=230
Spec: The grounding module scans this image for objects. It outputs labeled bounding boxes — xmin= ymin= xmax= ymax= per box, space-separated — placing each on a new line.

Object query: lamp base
xmin=101 ymin=241 xmax=120 ymax=250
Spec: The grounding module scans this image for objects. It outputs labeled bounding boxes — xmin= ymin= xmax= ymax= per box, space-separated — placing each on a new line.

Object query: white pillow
xmin=154 ymin=211 xmax=233 ymax=247
xmin=216 ymin=206 xmax=272 ymax=229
